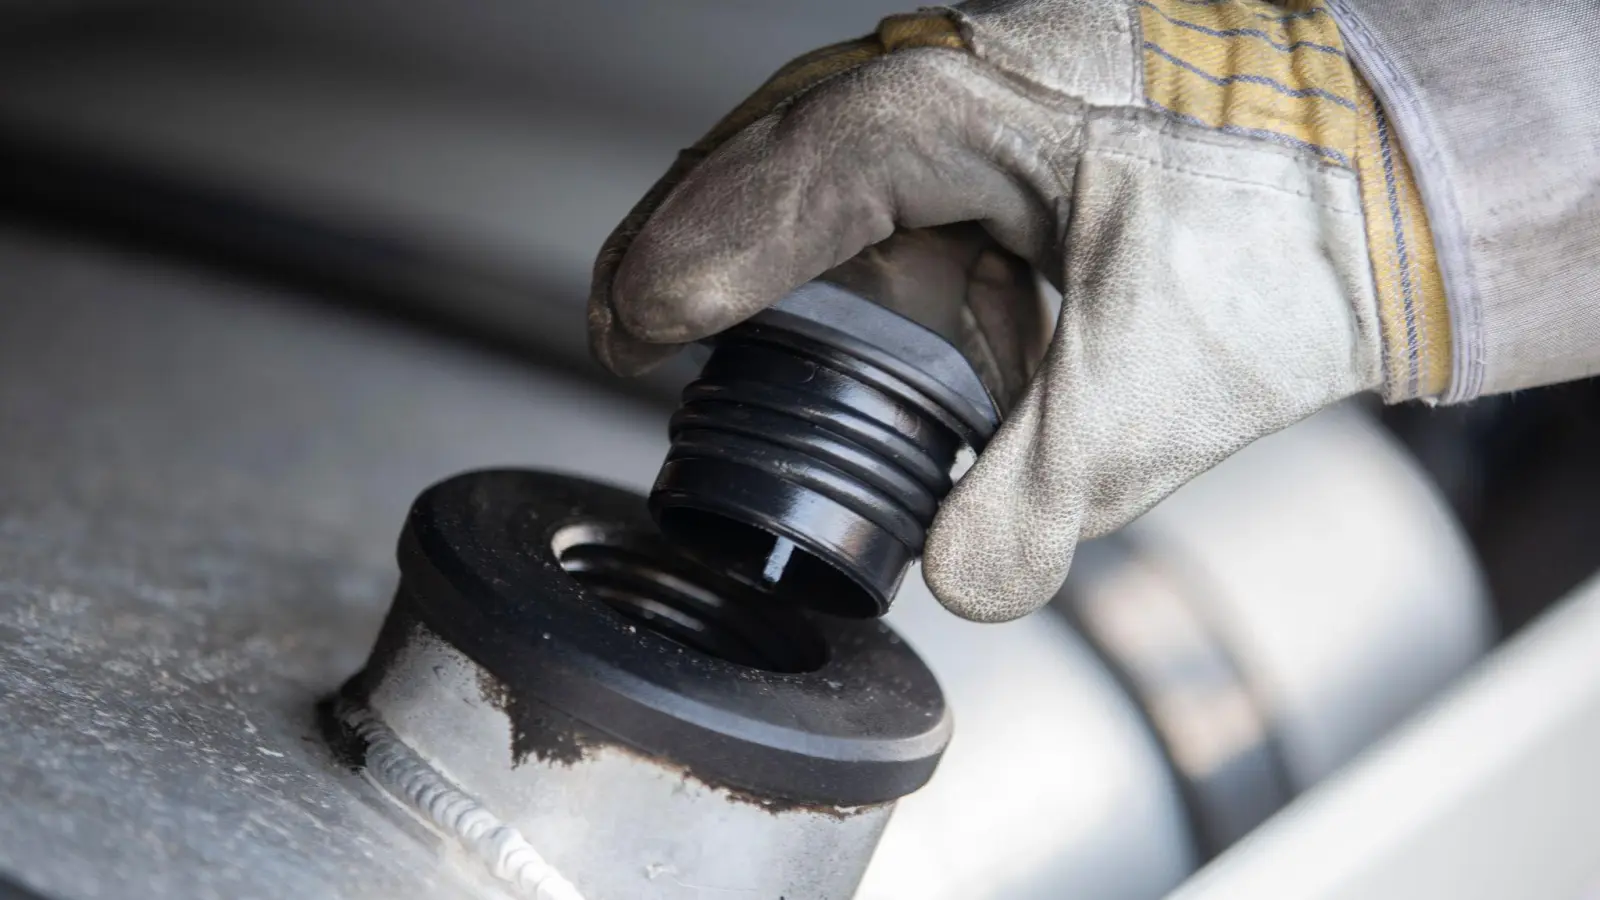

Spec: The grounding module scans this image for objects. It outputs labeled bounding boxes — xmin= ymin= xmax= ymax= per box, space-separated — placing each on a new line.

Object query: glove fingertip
xmin=609 ymin=211 xmax=774 ymax=346
xmin=922 ymin=407 xmax=1086 ymax=622
xmin=922 ymin=501 xmax=1072 ymax=624
xmin=611 ymin=283 xmax=734 ymax=346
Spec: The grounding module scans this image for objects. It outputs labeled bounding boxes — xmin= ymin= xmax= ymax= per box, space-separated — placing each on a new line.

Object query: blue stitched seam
xmin=1135 ymin=1 xmax=1344 ymax=56
xmin=1376 ymin=100 xmax=1421 ymax=395
xmin=1143 ymin=41 xmax=1358 ymax=110
xmin=1147 ymin=98 xmax=1353 ymax=167
xmin=1257 ymin=9 xmax=1323 ymax=22
xmin=1168 ymin=0 xmax=1328 ymax=17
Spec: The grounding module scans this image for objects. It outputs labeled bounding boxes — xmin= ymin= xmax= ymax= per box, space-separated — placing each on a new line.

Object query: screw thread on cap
xmin=649 ymin=283 xmax=997 ymax=617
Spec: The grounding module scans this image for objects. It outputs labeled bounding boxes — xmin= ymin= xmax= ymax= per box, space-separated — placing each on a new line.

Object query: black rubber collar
xmin=393 ymin=469 xmax=951 ymax=806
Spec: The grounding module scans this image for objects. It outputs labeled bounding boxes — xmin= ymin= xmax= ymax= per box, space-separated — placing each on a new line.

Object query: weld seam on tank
xmin=340 ymin=700 xmax=584 ymax=900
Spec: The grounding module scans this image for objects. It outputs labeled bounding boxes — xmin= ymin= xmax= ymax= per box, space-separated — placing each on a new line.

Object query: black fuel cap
xmin=649 ymin=281 xmax=998 ymax=617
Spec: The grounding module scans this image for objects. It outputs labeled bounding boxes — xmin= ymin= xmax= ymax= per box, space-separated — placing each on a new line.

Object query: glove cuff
xmin=1135 ymin=0 xmax=1449 ymax=401
xmin=1352 ymin=72 xmax=1452 ymax=401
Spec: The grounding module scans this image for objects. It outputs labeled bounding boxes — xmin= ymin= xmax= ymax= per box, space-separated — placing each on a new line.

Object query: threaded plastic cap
xmin=650 ymin=282 xmax=997 ymax=617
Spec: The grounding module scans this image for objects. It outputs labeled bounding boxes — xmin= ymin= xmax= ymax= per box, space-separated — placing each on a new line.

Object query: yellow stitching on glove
xmin=1354 ymin=76 xmax=1452 ymax=400
xmin=1139 ymin=0 xmax=1450 ymax=400
xmin=1138 ymin=0 xmax=1358 ymax=167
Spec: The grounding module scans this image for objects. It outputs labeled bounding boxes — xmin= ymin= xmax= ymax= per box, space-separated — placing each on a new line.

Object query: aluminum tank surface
xmin=0 ymin=227 xmax=1488 ymax=900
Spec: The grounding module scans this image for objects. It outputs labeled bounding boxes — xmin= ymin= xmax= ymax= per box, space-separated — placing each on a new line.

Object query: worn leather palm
xmin=590 ymin=0 xmax=1443 ymax=622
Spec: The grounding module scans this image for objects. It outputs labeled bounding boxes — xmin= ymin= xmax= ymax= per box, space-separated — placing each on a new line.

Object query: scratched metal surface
xmin=0 ymin=223 xmax=670 ymax=900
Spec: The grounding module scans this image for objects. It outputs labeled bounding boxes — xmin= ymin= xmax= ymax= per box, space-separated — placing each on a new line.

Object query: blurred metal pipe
xmin=1055 ymin=406 xmax=1492 ymax=863
xmin=1170 ymin=569 xmax=1600 ymax=900
xmin=1127 ymin=406 xmax=1492 ymax=790
xmin=0 ymin=125 xmax=694 ymax=404
xmin=863 ymin=406 xmax=1491 ymax=898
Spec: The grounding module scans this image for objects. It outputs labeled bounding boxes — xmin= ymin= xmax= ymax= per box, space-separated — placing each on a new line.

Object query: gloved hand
xmin=589 ymin=0 xmax=1449 ymax=622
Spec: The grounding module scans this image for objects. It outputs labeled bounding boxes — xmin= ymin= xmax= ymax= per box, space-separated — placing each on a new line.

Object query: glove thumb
xmin=922 ymin=352 xmax=1085 ymax=622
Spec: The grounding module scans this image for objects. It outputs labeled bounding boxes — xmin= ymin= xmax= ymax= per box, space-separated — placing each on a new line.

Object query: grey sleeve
xmin=1329 ymin=0 xmax=1600 ymax=402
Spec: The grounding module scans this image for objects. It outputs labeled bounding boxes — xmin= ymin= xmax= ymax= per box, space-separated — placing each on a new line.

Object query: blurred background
xmin=2 ymin=2 xmax=1600 ymax=899
xmin=3 ymin=0 xmax=1598 ymax=627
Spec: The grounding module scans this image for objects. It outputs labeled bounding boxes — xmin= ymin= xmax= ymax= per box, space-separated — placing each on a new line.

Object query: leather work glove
xmin=590 ymin=0 xmax=1451 ymax=622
